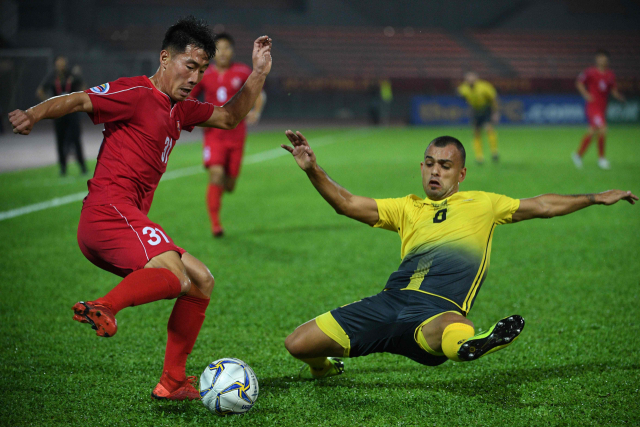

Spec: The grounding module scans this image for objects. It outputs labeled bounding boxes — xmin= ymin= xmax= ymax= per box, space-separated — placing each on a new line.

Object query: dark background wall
xmin=1 ymin=0 xmax=639 ymax=123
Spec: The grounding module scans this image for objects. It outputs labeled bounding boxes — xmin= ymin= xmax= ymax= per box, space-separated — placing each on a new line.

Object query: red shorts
xmin=586 ymin=104 xmax=606 ymax=128
xmin=203 ymin=137 xmax=245 ymax=178
xmin=77 ymin=204 xmax=185 ymax=277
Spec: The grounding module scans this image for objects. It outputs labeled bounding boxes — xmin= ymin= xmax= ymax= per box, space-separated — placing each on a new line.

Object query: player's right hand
xmin=281 ymin=130 xmax=316 ymax=171
xmin=8 ymin=109 xmax=36 ymax=135
xmin=252 ymin=35 xmax=272 ymax=76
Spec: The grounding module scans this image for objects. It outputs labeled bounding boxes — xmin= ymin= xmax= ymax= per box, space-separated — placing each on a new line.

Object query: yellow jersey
xmin=457 ymin=80 xmax=497 ymax=111
xmin=374 ymin=191 xmax=520 ymax=314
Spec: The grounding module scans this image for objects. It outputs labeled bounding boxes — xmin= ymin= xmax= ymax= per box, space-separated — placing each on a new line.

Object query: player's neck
xmin=149 ymin=71 xmax=174 ymax=103
xmin=427 ymin=188 xmax=459 ymax=202
xmin=596 ymin=65 xmax=608 ymax=72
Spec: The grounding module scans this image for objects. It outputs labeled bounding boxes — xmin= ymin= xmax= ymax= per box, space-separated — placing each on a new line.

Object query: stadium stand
xmin=264 ymin=26 xmax=490 ymax=78
xmin=95 ymin=22 xmax=640 ymax=79
xmin=472 ymin=31 xmax=640 ymax=78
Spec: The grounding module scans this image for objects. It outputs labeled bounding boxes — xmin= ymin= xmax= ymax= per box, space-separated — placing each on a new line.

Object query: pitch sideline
xmin=0 ymin=129 xmax=371 ymax=222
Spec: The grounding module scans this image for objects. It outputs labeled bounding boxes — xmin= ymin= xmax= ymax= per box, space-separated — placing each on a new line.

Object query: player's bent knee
xmin=208 ymin=166 xmax=225 ymax=185
xmin=193 ymin=268 xmax=215 ymax=296
xmin=284 ymin=332 xmax=307 ymax=358
xmin=182 ymin=253 xmax=215 ymax=298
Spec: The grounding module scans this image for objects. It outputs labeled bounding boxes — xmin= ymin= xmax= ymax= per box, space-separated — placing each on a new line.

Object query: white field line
xmin=0 ymin=129 xmax=371 ymax=222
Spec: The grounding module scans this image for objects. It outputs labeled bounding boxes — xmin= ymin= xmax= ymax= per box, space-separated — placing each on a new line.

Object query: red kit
xmin=77 ymin=76 xmax=214 ymax=276
xmin=191 ymin=62 xmax=252 ymax=176
xmin=578 ymin=67 xmax=617 ymax=127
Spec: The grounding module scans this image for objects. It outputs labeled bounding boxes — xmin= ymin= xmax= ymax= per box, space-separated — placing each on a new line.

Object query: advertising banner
xmin=411 ymin=95 xmax=639 ymax=125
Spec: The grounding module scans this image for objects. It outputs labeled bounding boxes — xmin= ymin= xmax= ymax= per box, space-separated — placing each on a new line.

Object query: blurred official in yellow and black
xmin=457 ymin=72 xmax=500 ymax=164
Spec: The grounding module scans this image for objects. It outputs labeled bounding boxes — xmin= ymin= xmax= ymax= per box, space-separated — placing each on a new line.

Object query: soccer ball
xmin=199 ymin=358 xmax=259 ymax=416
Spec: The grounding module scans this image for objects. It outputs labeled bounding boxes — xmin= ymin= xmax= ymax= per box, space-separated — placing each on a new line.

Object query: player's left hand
xmin=596 ymin=190 xmax=638 ymax=205
xmin=252 ymin=36 xmax=272 ymax=76
xmin=8 ymin=109 xmax=36 ymax=135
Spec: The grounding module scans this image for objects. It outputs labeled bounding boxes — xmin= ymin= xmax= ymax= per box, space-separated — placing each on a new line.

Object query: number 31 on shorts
xmin=143 ymin=227 xmax=170 ymax=246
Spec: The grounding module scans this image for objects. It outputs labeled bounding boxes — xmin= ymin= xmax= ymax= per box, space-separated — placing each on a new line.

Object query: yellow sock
xmin=487 ymin=129 xmax=498 ymax=155
xmin=301 ymin=357 xmax=331 ymax=374
xmin=473 ymin=136 xmax=484 ymax=161
xmin=441 ymin=323 xmax=475 ymax=362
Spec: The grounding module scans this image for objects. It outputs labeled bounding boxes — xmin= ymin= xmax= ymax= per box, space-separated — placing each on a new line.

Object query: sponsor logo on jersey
xmin=90 ymin=83 xmax=110 ymax=94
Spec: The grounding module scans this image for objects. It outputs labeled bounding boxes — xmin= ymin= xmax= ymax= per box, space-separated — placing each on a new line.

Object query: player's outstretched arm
xmin=9 ymin=92 xmax=93 ymax=135
xmin=199 ymin=36 xmax=272 ymax=129
xmin=281 ymin=130 xmax=379 ymax=226
xmin=512 ymin=190 xmax=637 ymax=223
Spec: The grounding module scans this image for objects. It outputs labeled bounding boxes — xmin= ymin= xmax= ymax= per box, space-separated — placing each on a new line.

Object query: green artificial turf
xmin=1 ymin=125 xmax=639 ymax=426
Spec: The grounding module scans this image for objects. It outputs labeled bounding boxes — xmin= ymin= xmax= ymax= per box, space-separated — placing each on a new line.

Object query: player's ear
xmin=458 ymin=167 xmax=467 ymax=183
xmin=159 ymin=50 xmax=170 ymax=68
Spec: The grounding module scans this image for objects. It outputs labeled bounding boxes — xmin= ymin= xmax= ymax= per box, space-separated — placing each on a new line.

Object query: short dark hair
xmin=162 ymin=16 xmax=216 ymax=60
xmin=596 ymin=49 xmax=610 ymax=58
xmin=215 ymin=32 xmax=235 ymax=47
xmin=426 ymin=136 xmax=466 ymax=167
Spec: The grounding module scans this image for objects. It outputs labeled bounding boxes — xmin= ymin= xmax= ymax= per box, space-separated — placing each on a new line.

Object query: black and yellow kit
xmin=457 ymin=80 xmax=498 ymax=128
xmin=316 ymin=191 xmax=520 ymax=365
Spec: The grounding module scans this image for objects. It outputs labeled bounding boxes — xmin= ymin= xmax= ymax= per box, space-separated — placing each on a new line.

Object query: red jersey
xmin=84 ymin=76 xmax=214 ymax=214
xmin=578 ymin=67 xmax=617 ymax=111
xmin=191 ymin=62 xmax=252 ymax=142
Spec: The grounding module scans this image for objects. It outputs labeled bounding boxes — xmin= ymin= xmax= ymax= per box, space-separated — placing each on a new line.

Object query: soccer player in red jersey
xmin=8 ymin=17 xmax=272 ymax=400
xmin=572 ymin=49 xmax=625 ymax=170
xmin=191 ymin=32 xmax=266 ymax=237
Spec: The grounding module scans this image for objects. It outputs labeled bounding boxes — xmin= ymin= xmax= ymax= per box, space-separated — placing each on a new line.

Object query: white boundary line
xmin=0 ymin=129 xmax=370 ymax=222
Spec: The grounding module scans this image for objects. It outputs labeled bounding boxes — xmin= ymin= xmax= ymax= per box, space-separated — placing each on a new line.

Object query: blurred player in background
xmin=458 ymin=72 xmax=500 ymax=164
xmin=37 ymin=55 xmax=88 ymax=176
xmin=572 ymin=50 xmax=625 ymax=170
xmin=191 ymin=33 xmax=266 ymax=237
xmin=281 ymin=130 xmax=636 ymax=380
xmin=9 ymin=17 xmax=272 ymax=400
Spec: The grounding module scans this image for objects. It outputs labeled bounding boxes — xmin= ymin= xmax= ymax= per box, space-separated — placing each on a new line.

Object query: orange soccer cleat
xmin=72 ymin=301 xmax=118 ymax=338
xmin=151 ymin=373 xmax=200 ymax=401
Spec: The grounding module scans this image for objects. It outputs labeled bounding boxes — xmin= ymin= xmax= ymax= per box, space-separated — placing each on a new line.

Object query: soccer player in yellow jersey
xmin=280 ymin=131 xmax=637 ymax=379
xmin=458 ymin=72 xmax=500 ymax=164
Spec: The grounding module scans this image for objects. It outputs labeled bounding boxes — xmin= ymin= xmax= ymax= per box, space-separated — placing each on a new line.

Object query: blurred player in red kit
xmin=8 ymin=17 xmax=272 ymax=400
xmin=572 ymin=49 xmax=625 ymax=170
xmin=191 ymin=33 xmax=266 ymax=237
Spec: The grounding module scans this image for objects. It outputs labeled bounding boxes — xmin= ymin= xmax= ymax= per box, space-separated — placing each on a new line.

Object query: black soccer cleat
xmin=457 ymin=315 xmax=525 ymax=361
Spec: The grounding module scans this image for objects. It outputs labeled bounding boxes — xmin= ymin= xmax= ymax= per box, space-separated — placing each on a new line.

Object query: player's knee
xmin=175 ymin=273 xmax=192 ymax=294
xmin=284 ymin=331 xmax=308 ymax=359
xmin=440 ymin=312 xmax=474 ymax=332
xmin=191 ymin=265 xmax=215 ymax=296
xmin=208 ymin=168 xmax=224 ymax=185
